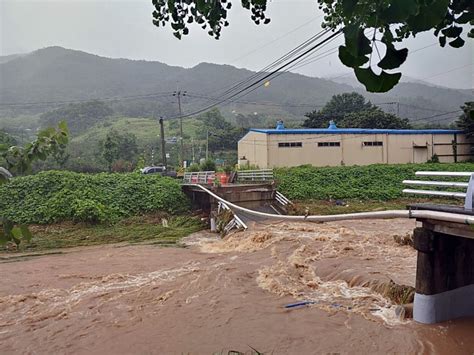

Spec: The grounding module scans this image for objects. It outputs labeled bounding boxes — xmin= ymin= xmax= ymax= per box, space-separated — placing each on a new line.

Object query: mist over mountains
xmin=0 ymin=46 xmax=471 ymax=123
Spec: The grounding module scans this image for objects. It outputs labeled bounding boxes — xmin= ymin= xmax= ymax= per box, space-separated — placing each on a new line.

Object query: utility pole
xmin=206 ymin=129 xmax=209 ymax=160
xmin=173 ymin=89 xmax=186 ymax=167
xmin=159 ymin=117 xmax=167 ymax=167
xmin=191 ymin=138 xmax=195 ymax=164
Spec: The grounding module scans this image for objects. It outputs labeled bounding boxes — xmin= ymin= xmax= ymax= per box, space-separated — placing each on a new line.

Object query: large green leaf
xmin=11 ymin=227 xmax=23 ymax=241
xmin=378 ymin=46 xmax=408 ymax=70
xmin=442 ymin=26 xmax=463 ymax=38
xmin=338 ymin=45 xmax=369 ymax=68
xmin=407 ymin=0 xmax=449 ymax=33
xmin=342 ymin=0 xmax=358 ymax=17
xmin=456 ymin=11 xmax=474 ymax=24
xmin=343 ymin=25 xmax=371 ymax=58
xmin=380 ymin=0 xmax=419 ymax=23
xmin=449 ymin=37 xmax=465 ymax=48
xmin=354 ymin=67 xmax=402 ymax=93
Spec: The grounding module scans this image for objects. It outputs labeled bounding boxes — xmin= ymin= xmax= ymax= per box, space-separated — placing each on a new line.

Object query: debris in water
xmin=284 ymin=301 xmax=318 ymax=308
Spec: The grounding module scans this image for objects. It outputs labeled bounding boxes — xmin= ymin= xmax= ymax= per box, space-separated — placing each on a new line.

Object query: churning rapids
xmin=1 ymin=218 xmax=473 ymax=354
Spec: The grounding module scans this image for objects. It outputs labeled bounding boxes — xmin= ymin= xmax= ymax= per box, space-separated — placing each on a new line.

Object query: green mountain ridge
xmin=0 ymin=46 xmax=471 ymax=123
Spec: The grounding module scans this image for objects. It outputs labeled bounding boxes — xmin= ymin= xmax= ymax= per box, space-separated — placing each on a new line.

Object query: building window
xmin=317 ymin=142 xmax=340 ymax=147
xmin=278 ymin=142 xmax=302 ymax=148
xmin=363 ymin=141 xmax=383 ymax=147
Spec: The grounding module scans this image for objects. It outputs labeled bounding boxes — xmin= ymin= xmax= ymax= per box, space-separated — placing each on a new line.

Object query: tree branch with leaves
xmin=0 ymin=121 xmax=69 ymax=248
xmin=152 ymin=0 xmax=472 ymax=92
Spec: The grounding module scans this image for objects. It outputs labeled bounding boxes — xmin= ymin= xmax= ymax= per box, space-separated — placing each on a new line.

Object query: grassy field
xmin=291 ymin=197 xmax=458 ymax=215
xmin=72 ymin=116 xmax=205 ymax=146
xmin=1 ymin=214 xmax=204 ymax=254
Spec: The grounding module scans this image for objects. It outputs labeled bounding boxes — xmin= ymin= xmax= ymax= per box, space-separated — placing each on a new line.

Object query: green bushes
xmin=275 ymin=163 xmax=474 ymax=201
xmin=72 ymin=199 xmax=109 ymax=224
xmin=0 ymin=171 xmax=189 ymax=224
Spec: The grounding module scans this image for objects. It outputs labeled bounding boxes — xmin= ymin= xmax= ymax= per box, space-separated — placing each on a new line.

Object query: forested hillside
xmin=1 ymin=46 xmax=471 ymax=123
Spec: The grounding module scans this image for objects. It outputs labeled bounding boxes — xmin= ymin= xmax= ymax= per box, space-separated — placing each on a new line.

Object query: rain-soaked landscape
xmin=1 ymin=218 xmax=473 ymax=354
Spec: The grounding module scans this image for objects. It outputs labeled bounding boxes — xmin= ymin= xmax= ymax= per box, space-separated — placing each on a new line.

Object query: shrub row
xmin=0 ymin=171 xmax=189 ymax=224
xmin=275 ymin=163 xmax=474 ymax=201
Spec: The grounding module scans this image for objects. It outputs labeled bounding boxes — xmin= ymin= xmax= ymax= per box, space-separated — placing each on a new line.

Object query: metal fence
xmin=183 ymin=171 xmax=216 ymax=184
xmin=403 ymin=171 xmax=474 ymax=210
xmin=236 ymin=169 xmax=273 ymax=183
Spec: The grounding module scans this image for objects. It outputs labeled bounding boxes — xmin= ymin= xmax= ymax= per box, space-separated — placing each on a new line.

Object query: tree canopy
xmin=101 ymin=129 xmax=139 ymax=171
xmin=456 ymin=102 xmax=474 ymax=136
xmin=152 ymin=0 xmax=472 ymax=92
xmin=303 ymin=92 xmax=411 ymax=129
xmin=40 ymin=100 xmax=114 ymax=135
xmin=196 ymin=108 xmax=243 ymax=151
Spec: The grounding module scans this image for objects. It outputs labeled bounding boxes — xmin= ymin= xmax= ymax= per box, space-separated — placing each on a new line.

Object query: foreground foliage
xmin=152 ymin=0 xmax=472 ymax=92
xmin=456 ymin=101 xmax=474 ymax=136
xmin=0 ymin=171 xmax=189 ymax=225
xmin=276 ymin=163 xmax=474 ymax=200
xmin=0 ymin=122 xmax=69 ymax=246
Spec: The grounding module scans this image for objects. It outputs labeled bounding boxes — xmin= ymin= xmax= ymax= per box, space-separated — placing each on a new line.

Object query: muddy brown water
xmin=1 ymin=219 xmax=473 ymax=354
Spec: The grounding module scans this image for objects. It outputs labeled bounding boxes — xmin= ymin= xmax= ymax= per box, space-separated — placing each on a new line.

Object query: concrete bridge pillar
xmin=413 ymin=225 xmax=474 ymax=323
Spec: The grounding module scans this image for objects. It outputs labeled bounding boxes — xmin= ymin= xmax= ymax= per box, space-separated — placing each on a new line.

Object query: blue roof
xmin=250 ymin=128 xmax=464 ymax=135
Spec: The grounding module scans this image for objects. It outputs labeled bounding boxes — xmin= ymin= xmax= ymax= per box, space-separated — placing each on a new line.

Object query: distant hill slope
xmin=0 ymin=46 xmax=471 ymax=123
xmin=0 ymin=53 xmax=24 ymax=64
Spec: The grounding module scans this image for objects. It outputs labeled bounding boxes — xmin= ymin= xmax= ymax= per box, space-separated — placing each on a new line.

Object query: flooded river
xmin=1 ymin=219 xmax=473 ymax=354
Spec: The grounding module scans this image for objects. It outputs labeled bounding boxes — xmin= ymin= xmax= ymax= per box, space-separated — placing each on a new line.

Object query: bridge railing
xmin=275 ymin=191 xmax=293 ymax=207
xmin=183 ymin=171 xmax=215 ymax=184
xmin=403 ymin=171 xmax=474 ymax=210
xmin=236 ymin=169 xmax=273 ymax=183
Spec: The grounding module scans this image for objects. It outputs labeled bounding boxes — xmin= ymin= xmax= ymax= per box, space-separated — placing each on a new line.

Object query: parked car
xmin=140 ymin=166 xmax=177 ymax=178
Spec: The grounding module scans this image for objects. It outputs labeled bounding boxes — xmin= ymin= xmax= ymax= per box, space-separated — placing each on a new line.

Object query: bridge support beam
xmin=413 ymin=224 xmax=474 ymax=323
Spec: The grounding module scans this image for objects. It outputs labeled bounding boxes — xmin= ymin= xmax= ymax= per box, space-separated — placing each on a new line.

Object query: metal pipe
xmin=192 ymin=184 xmax=474 ymax=225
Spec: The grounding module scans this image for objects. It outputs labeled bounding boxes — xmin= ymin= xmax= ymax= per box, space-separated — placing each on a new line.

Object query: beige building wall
xmin=238 ymin=131 xmax=471 ymax=168
xmin=237 ymin=131 xmax=269 ymax=168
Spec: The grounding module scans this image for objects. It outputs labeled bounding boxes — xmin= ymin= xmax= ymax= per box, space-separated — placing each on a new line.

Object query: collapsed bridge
xmin=181 ymin=169 xmax=474 ymax=325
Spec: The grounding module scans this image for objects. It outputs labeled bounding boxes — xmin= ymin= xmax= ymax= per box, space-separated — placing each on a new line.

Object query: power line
xmin=229 ymin=15 xmax=323 ymax=64
xmin=421 ymin=63 xmax=473 ymax=80
xmin=211 ymin=31 xmax=344 ymax=111
xmin=0 ymin=92 xmax=173 ymax=107
xmin=186 ymin=93 xmax=324 ymax=108
xmin=167 ymin=29 xmax=343 ymax=120
xmin=212 ymin=29 xmax=331 ymax=98
xmin=409 ymin=110 xmax=462 ymax=123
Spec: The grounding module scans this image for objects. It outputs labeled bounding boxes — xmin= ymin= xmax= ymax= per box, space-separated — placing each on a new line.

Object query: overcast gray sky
xmin=1 ymin=0 xmax=473 ymax=89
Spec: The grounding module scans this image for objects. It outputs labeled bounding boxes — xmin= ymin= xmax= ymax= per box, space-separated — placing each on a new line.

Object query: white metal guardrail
xmin=217 ymin=201 xmax=248 ymax=233
xmin=403 ymin=171 xmax=474 ymax=210
xmin=275 ymin=191 xmax=293 ymax=207
xmin=183 ymin=171 xmax=215 ymax=184
xmin=237 ymin=169 xmax=273 ymax=183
